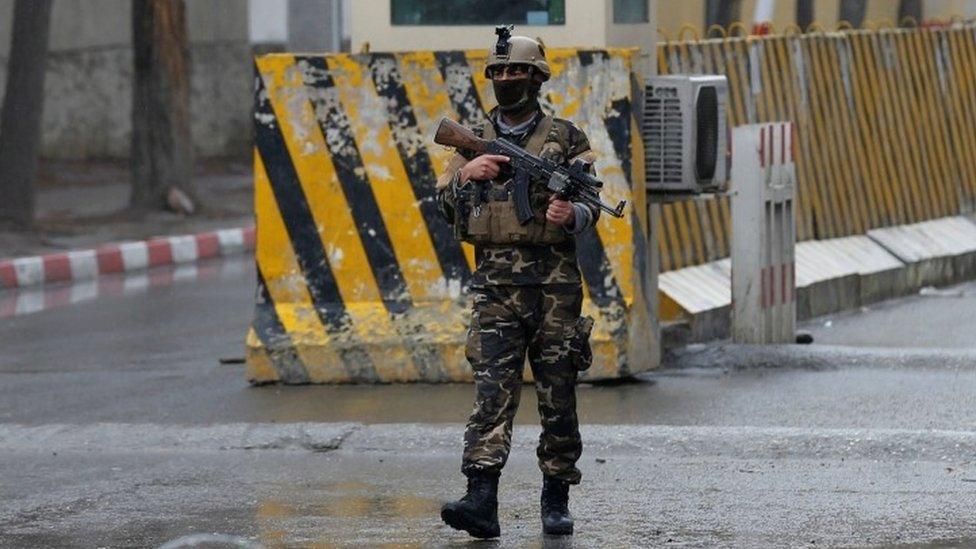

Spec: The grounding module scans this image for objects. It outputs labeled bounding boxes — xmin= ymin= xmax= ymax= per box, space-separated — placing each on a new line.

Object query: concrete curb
xmin=0 ymin=226 xmax=255 ymax=290
xmin=661 ymin=215 xmax=976 ymax=343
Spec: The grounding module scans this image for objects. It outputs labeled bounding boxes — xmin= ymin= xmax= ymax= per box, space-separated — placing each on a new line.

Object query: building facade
xmin=0 ymin=0 xmax=657 ymax=160
xmin=350 ymin=0 xmax=657 ymax=58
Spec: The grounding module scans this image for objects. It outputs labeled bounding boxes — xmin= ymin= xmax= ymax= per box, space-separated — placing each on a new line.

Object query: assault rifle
xmin=433 ymin=117 xmax=626 ymax=223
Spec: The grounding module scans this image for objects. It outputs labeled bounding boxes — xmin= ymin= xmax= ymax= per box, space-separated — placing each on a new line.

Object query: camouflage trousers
xmin=461 ymin=283 xmax=583 ymax=484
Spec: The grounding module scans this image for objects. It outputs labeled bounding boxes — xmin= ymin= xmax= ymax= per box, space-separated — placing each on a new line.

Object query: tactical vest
xmin=455 ymin=116 xmax=568 ymax=246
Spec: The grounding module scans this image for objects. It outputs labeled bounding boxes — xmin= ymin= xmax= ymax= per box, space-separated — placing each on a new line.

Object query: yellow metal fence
xmin=655 ymin=23 xmax=976 ymax=272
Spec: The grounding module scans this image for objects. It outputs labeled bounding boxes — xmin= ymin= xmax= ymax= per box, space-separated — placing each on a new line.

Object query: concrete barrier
xmin=247 ymin=48 xmax=655 ymax=384
xmin=867 ymin=216 xmax=976 ymax=290
xmin=660 ymin=215 xmax=976 ymax=336
xmin=659 ymin=258 xmax=730 ymax=341
xmin=793 ymin=236 xmax=905 ymax=319
xmin=803 ymin=236 xmax=906 ymax=309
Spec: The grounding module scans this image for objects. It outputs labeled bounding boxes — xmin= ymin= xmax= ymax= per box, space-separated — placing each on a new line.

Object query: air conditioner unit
xmin=643 ymin=75 xmax=729 ymax=195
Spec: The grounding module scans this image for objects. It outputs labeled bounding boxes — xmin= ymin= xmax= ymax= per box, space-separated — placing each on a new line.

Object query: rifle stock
xmin=434 ymin=117 xmax=489 ymax=154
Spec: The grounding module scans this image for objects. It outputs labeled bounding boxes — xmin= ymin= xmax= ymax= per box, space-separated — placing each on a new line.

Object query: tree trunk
xmin=839 ymin=0 xmax=867 ymax=28
xmin=705 ymin=0 xmax=742 ymax=30
xmin=795 ymin=0 xmax=814 ymax=32
xmin=0 ymin=0 xmax=53 ymax=228
xmin=898 ymin=0 xmax=923 ymax=26
xmin=131 ymin=0 xmax=196 ymax=212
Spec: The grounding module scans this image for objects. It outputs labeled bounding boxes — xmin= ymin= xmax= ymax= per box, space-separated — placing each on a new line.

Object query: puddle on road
xmin=0 ymin=256 xmax=249 ymax=319
xmin=158 ymin=533 xmax=263 ymax=548
xmin=254 ymin=481 xmax=441 ymax=547
xmin=257 ymin=492 xmax=440 ymax=521
xmin=249 ymin=481 xmax=587 ymax=547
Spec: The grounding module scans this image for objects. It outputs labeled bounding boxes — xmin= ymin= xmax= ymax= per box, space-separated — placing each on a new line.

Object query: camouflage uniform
xmin=436 ymin=108 xmax=599 ymax=484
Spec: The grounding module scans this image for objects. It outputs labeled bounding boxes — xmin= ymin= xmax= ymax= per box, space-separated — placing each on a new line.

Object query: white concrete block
xmin=168 ymin=236 xmax=199 ymax=264
xmin=118 ymin=242 xmax=150 ymax=271
xmin=12 ymin=257 xmax=44 ymax=286
xmin=67 ymin=250 xmax=99 ymax=281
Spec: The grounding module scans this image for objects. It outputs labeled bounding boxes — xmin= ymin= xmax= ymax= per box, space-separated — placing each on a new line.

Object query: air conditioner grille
xmin=643 ymin=86 xmax=684 ymax=186
xmin=642 ymin=75 xmax=728 ymax=194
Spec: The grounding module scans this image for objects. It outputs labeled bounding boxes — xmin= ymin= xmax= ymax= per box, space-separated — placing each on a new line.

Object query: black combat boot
xmin=541 ymin=475 xmax=574 ymax=535
xmin=441 ymin=472 xmax=500 ymax=539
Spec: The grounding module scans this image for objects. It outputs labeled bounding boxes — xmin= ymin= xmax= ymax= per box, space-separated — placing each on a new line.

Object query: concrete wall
xmin=287 ymin=0 xmax=347 ymax=52
xmin=249 ymin=0 xmax=288 ymax=43
xmin=0 ymin=0 xmax=252 ymax=160
xmin=606 ymin=1 xmax=657 ymax=77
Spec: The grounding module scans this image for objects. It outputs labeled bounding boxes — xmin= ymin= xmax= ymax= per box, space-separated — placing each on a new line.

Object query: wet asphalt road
xmin=2 ymin=258 xmax=976 ymax=547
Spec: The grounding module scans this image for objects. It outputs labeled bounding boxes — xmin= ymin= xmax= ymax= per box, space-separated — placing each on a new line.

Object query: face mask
xmin=492 ymin=78 xmax=538 ymax=115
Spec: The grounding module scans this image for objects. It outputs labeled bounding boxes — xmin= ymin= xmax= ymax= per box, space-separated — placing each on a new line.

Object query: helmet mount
xmin=494 ymin=25 xmax=513 ymax=57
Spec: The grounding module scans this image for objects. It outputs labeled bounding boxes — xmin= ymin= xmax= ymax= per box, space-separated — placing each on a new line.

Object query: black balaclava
xmin=492 ymin=75 xmax=541 ymax=117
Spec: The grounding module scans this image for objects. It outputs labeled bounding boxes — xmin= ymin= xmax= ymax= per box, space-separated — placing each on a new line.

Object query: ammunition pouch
xmin=454 ymin=178 xmax=566 ymax=245
xmin=568 ymin=316 xmax=594 ymax=372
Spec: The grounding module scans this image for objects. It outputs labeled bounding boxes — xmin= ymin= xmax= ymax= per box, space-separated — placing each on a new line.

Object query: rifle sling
xmin=483 ymin=114 xmax=553 ymax=157
xmin=524 ymin=115 xmax=553 ymax=156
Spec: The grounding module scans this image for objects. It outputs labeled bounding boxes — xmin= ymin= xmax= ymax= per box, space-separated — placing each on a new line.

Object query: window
xmin=391 ymin=0 xmax=565 ymax=26
xmin=613 ymin=0 xmax=648 ymax=24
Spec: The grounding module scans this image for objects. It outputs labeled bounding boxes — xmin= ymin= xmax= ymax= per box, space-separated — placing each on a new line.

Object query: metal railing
xmin=653 ymin=20 xmax=976 ymax=272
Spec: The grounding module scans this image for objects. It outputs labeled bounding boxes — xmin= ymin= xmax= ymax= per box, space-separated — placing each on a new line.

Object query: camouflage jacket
xmin=435 ymin=109 xmax=600 ymax=287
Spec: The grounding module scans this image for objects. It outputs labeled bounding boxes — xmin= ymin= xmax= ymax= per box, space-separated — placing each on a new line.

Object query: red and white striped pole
xmin=731 ymin=122 xmax=796 ymax=344
xmin=752 ymin=0 xmax=774 ymax=35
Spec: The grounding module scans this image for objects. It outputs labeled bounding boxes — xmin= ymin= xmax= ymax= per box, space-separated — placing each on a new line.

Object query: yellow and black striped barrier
xmin=655 ymin=23 xmax=976 ymax=274
xmin=246 ymin=48 xmax=654 ymax=384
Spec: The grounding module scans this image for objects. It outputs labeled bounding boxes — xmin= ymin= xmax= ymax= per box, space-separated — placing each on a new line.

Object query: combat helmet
xmin=485 ymin=25 xmax=550 ymax=82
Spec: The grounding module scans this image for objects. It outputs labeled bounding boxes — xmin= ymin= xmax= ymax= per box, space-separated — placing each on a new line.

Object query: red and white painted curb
xmin=0 ymin=226 xmax=255 ymax=290
xmin=0 ymin=259 xmax=245 ymax=319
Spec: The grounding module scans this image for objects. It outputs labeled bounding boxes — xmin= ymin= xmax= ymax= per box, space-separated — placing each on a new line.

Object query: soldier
xmin=435 ymin=26 xmax=598 ymax=538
